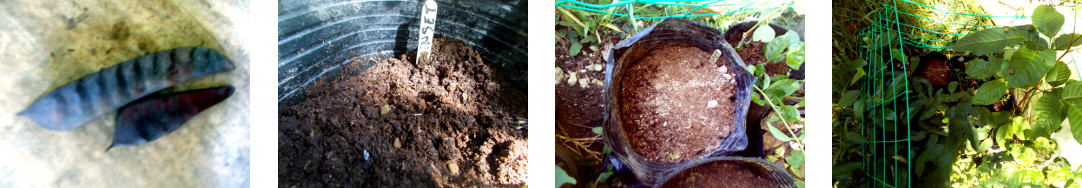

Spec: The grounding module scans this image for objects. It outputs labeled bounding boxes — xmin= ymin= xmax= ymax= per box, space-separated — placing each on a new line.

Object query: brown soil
xmin=657 ymin=160 xmax=781 ymax=188
xmin=554 ymin=35 xmax=615 ymax=187
xmin=619 ymin=45 xmax=737 ymax=163
xmin=278 ymin=37 xmax=528 ymax=187
xmin=726 ymin=34 xmax=790 ymax=76
xmin=920 ymin=58 xmax=951 ymax=85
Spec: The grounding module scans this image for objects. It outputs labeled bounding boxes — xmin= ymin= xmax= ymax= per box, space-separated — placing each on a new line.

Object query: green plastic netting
xmin=555 ymin=0 xmax=784 ymax=19
xmin=856 ymin=0 xmax=1025 ymax=187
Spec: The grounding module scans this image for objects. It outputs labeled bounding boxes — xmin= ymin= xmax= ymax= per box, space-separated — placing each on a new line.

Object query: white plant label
xmin=417 ymin=0 xmax=438 ymax=61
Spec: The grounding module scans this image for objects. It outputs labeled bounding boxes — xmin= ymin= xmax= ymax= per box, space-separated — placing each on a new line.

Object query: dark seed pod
xmin=107 ymin=86 xmax=235 ymax=151
xmin=18 ymin=47 xmax=234 ymax=130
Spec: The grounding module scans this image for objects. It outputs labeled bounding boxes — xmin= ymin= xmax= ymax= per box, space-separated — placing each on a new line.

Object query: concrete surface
xmin=0 ymin=0 xmax=250 ymax=187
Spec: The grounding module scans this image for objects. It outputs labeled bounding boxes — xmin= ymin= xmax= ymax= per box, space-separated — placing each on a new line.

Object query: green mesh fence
xmin=555 ymin=0 xmax=783 ymax=19
xmin=856 ymin=0 xmax=1022 ymax=187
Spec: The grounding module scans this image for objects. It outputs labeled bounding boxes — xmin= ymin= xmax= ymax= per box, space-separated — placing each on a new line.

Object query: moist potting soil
xmin=278 ymin=37 xmax=527 ymax=186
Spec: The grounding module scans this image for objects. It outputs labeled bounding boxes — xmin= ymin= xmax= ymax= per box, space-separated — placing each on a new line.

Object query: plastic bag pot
xmin=656 ymin=157 xmax=796 ymax=188
xmin=602 ymin=18 xmax=756 ymax=186
xmin=277 ymin=0 xmax=527 ymax=104
xmin=723 ymin=20 xmax=805 ymax=79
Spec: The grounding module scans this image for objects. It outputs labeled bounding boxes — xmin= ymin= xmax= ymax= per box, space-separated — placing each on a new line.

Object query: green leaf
xmin=1034 ymin=88 xmax=1069 ymax=135
xmin=596 ymin=171 xmax=612 ymax=184
xmin=779 ymin=105 xmax=801 ymax=123
xmin=751 ymin=91 xmax=766 ymax=106
xmin=1014 ymin=25 xmax=1049 ymax=50
xmin=832 ymin=162 xmax=862 ymax=179
xmin=973 ymin=79 xmax=1008 ymax=105
xmin=752 ymin=25 xmax=775 ymax=42
xmin=766 ymin=122 xmax=793 ymax=142
xmin=1052 ymin=33 xmax=1082 ymax=50
xmin=780 ymin=31 xmax=801 ymax=47
xmin=850 ymin=68 xmax=865 ymax=86
xmin=786 ymin=150 xmax=805 ymax=169
xmin=1006 ymin=48 xmax=1055 ymax=88
xmin=838 ymin=90 xmax=861 ymax=107
xmin=1046 ymin=61 xmax=1071 ymax=87
xmin=854 ymin=100 xmax=864 ymax=119
xmin=891 ymin=48 xmax=906 ymax=63
xmin=949 ymin=81 xmax=959 ymax=93
xmin=569 ymin=38 xmax=582 ymax=56
xmin=764 ymin=32 xmax=798 ymax=63
xmin=786 ymin=43 xmax=805 ymax=69
xmin=965 ymin=119 xmax=980 ymax=151
xmin=1033 ymin=5 xmax=1065 ymax=38
xmin=591 ymin=127 xmax=602 ymax=135
xmin=844 ymin=131 xmax=867 ymax=143
xmin=556 ymin=165 xmax=577 ymax=186
xmin=1061 ymin=81 xmax=1082 ymax=146
xmin=976 ymin=139 xmax=992 ymax=153
xmin=948 ymin=26 xmax=1026 ymax=55
xmin=964 ymin=59 xmax=1003 ymax=79
xmin=766 ymin=79 xmax=802 ymax=97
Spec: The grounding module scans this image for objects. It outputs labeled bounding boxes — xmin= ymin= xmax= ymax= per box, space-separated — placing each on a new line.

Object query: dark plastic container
xmin=656 ymin=157 xmax=796 ymax=188
xmin=277 ymin=0 xmax=527 ymax=104
xmin=722 ymin=20 xmax=805 ymax=80
xmin=602 ymin=18 xmax=755 ymax=186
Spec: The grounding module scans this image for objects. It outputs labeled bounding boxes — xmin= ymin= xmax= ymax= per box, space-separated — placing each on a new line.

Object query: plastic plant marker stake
xmin=417 ymin=0 xmax=438 ymax=62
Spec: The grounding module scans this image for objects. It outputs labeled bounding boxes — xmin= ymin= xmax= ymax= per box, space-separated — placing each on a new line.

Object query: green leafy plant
xmin=834 ymin=4 xmax=1082 ymax=187
xmin=747 ymin=54 xmax=806 ymax=187
xmin=557 ymin=6 xmax=625 ymax=57
xmin=945 ymin=5 xmax=1082 ymax=146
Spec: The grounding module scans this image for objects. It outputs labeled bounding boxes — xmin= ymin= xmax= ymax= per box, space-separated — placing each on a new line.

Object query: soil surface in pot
xmin=726 ymin=34 xmax=790 ymax=76
xmin=278 ymin=37 xmax=528 ymax=187
xmin=657 ymin=160 xmax=782 ymax=188
xmin=918 ymin=53 xmax=951 ymax=85
xmin=619 ymin=45 xmax=737 ymax=163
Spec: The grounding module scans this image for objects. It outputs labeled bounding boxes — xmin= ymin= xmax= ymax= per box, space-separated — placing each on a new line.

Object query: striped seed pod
xmin=18 ymin=47 xmax=234 ymax=131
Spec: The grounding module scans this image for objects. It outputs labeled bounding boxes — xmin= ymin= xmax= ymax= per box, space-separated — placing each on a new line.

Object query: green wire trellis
xmin=856 ymin=0 xmax=1023 ymax=187
xmin=554 ymin=0 xmax=776 ymax=19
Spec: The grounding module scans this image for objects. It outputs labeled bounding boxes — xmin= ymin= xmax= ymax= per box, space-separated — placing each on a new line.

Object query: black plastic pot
xmin=655 ymin=157 xmax=796 ymax=188
xmin=277 ymin=0 xmax=527 ymax=104
xmin=722 ymin=20 xmax=805 ymax=80
xmin=602 ymin=18 xmax=755 ymax=186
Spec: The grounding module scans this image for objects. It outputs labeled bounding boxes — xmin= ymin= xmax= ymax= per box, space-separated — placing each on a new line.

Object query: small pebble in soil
xmin=393 ymin=138 xmax=402 ymax=149
xmin=555 ymin=67 xmax=565 ymax=83
xmin=568 ymin=72 xmax=578 ymax=85
xmin=588 ymin=64 xmax=603 ymax=71
xmin=447 ymin=162 xmax=459 ymax=175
